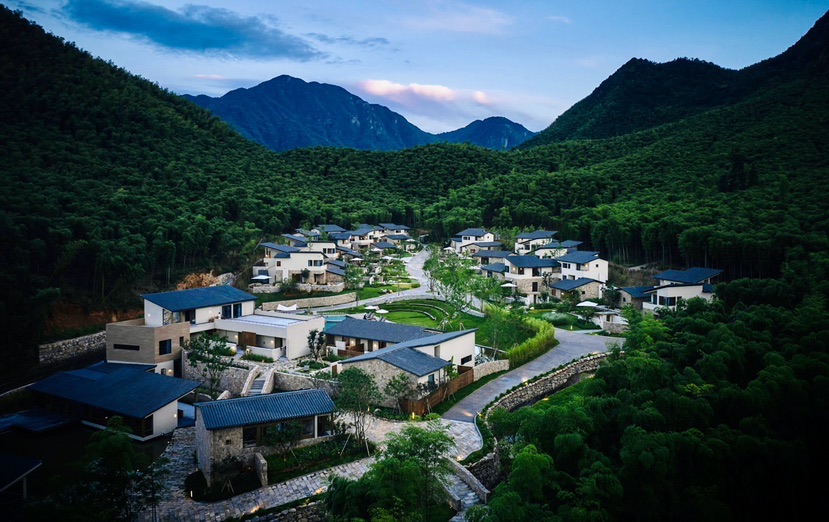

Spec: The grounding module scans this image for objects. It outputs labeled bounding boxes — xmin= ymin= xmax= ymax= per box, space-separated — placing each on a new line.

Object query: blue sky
xmin=6 ymin=1 xmax=828 ymax=133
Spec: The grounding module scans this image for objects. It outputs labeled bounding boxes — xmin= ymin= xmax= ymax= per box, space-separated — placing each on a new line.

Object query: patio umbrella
xmin=375 ymin=309 xmax=389 ymax=315
xmin=364 ymin=305 xmax=379 ymax=310
xmin=576 ymin=301 xmax=599 ymax=307
xmin=500 ymin=282 xmax=518 ymax=288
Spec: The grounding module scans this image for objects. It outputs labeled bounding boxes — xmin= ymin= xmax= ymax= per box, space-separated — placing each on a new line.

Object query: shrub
xmin=242 ymin=353 xmax=274 ymax=363
xmin=504 ymin=317 xmax=559 ymax=367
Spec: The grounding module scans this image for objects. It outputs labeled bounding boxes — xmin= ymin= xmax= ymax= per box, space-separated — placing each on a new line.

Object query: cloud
xmin=548 ymin=15 xmax=573 ymax=25
xmin=63 ymin=0 xmax=322 ymax=60
xmin=360 ymin=80 xmax=458 ymax=103
xmin=307 ymin=33 xmax=390 ymax=49
xmin=404 ymin=1 xmax=512 ymax=34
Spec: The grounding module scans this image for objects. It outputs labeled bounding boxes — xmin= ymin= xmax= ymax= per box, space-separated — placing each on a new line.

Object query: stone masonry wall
xmin=183 ymin=354 xmax=252 ymax=396
xmin=466 ymin=448 xmax=502 ymax=491
xmin=255 ymin=502 xmax=325 ymax=522
xmin=473 ymin=360 xmax=509 ymax=381
xmin=271 ymin=371 xmax=340 ymax=396
xmin=260 ymin=292 xmax=356 ymax=311
xmin=38 ymin=331 xmax=107 ymax=365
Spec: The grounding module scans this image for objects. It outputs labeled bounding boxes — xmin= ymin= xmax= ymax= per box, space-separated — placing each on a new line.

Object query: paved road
xmin=442 ymin=329 xmax=618 ymax=422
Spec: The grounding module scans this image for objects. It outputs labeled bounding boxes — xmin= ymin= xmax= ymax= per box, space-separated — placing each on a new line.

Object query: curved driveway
xmin=442 ymin=329 xmax=619 ymax=422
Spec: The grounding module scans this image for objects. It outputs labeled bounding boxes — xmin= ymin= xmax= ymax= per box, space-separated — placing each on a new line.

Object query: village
xmin=2 ymin=223 xmax=722 ymax=521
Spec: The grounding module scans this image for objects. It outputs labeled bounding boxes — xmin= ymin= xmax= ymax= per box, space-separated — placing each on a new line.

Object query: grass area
xmin=530 ymin=378 xmax=592 ymax=410
xmin=266 ymin=437 xmax=373 ymax=484
xmin=429 ymin=370 xmax=509 ymax=416
xmin=534 ymin=310 xmax=601 ymax=330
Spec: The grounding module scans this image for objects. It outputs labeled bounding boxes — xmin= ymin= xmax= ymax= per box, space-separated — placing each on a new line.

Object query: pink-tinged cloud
xmin=360 ymin=80 xmax=457 ymax=103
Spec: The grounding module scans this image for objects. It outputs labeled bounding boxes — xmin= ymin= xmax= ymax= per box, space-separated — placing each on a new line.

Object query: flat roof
xmin=220 ymin=314 xmax=303 ymax=328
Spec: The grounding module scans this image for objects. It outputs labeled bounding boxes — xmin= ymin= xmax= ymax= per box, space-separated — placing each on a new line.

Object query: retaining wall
xmin=38 ymin=331 xmax=106 ymax=365
xmin=182 ymin=354 xmax=252 ymax=397
xmin=473 ymin=360 xmax=509 ymax=381
xmin=271 ymin=371 xmax=340 ymax=396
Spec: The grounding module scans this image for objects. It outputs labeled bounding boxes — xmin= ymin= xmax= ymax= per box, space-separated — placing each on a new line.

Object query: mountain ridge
xmin=184 ymin=76 xmax=535 ymax=152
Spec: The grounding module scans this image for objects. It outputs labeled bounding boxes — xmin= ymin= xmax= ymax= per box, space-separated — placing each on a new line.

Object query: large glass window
xmin=158 ymin=339 xmax=172 ymax=355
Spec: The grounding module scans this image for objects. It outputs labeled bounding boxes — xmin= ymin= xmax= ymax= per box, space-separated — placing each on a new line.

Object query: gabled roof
xmin=351 ymin=224 xmax=380 ymax=236
xmin=30 ymin=366 xmax=198 ymax=419
xmin=551 ymin=278 xmax=601 ymax=291
xmin=262 ymin=242 xmax=301 ymax=253
xmin=472 ymin=250 xmax=513 ymax=259
xmin=281 ymin=234 xmax=308 ymax=246
xmin=327 ymin=259 xmax=346 ymax=268
xmin=330 ymin=232 xmax=351 ymax=240
xmin=337 ymin=246 xmax=361 ymax=257
xmin=389 ymin=329 xmax=477 ymax=350
xmin=196 ymin=389 xmax=335 ymax=431
xmin=317 ymin=224 xmax=347 ymax=233
xmin=456 ymin=228 xmax=489 ymax=237
xmin=86 ymin=361 xmax=156 ymax=374
xmin=385 ymin=234 xmax=411 ymax=241
xmin=481 ymin=262 xmax=507 ymax=273
xmin=327 ymin=266 xmax=346 ymax=277
xmin=372 ymin=241 xmax=397 ymax=250
xmin=654 ymin=267 xmax=723 ymax=284
xmin=470 ymin=241 xmax=503 ymax=248
xmin=379 ymin=223 xmax=410 ymax=231
xmin=645 ymin=282 xmax=718 ymax=294
xmin=620 ymin=286 xmax=654 ymax=299
xmin=517 ymin=230 xmax=557 ymax=240
xmin=142 ymin=286 xmax=255 ymax=312
xmin=538 ymin=239 xmax=583 ymax=250
xmin=504 ymin=255 xmax=559 ymax=269
xmin=556 ymin=251 xmax=601 ymax=264
xmin=326 ymin=317 xmax=431 ymax=343
xmin=341 ymin=345 xmax=449 ymax=377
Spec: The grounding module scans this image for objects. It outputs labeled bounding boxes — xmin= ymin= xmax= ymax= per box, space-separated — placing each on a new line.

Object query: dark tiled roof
xmin=481 ymin=262 xmax=507 ymax=273
xmin=330 ymin=232 xmax=351 ymax=240
xmin=517 ymin=230 xmax=557 ymax=240
xmin=29 ymin=367 xmax=198 ymax=419
xmin=620 ymin=286 xmax=654 ymax=299
xmin=327 ymin=266 xmax=346 ymax=277
xmin=472 ymin=250 xmax=513 ymax=258
xmin=556 ymin=251 xmax=601 ymax=264
xmin=551 ymin=278 xmax=600 ymax=291
xmin=337 ymin=246 xmax=361 ymax=257
xmin=196 ymin=390 xmax=335 ymax=431
xmin=327 ymin=317 xmax=431 ymax=343
xmin=456 ymin=228 xmax=488 ymax=237
xmin=372 ymin=242 xmax=397 ymax=250
xmin=317 ymin=224 xmax=347 ymax=233
xmin=470 ymin=241 xmax=502 ymax=248
xmin=86 ymin=361 xmax=156 ymax=374
xmin=342 ymin=345 xmax=449 ymax=377
xmin=390 ymin=329 xmax=477 ymax=350
xmin=385 ymin=234 xmax=411 ymax=241
xmin=262 ymin=243 xmax=301 ymax=253
xmin=142 ymin=286 xmax=255 ymax=312
xmin=505 ymin=256 xmax=559 ymax=269
xmin=379 ymin=223 xmax=410 ymax=231
xmin=654 ymin=267 xmax=723 ymax=284
xmin=327 ymin=259 xmax=346 ymax=268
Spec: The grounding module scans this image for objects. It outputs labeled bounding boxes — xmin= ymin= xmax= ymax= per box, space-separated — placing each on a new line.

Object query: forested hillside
xmin=1 ymin=5 xmax=828 ymax=375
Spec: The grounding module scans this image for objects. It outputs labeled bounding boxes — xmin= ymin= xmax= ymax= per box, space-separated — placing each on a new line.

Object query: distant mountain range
xmin=184 ymin=76 xmax=535 ymax=152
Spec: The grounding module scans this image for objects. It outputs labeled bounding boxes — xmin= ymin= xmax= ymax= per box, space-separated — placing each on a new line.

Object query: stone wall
xmin=253 ymin=453 xmax=268 ymax=488
xmin=466 ymin=447 xmax=502 ymax=490
xmin=450 ymin=459 xmax=491 ymax=503
xmin=183 ymin=354 xmax=253 ymax=397
xmin=256 ymin=502 xmax=325 ymax=522
xmin=486 ymin=353 xmax=608 ymax=414
xmin=260 ymin=292 xmax=356 ymax=311
xmin=38 ymin=331 xmax=106 ymax=365
xmin=473 ymin=360 xmax=509 ymax=381
xmin=271 ymin=371 xmax=340 ymax=396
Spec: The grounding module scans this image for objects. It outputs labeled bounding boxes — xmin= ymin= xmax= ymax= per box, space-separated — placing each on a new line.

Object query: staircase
xmin=445 ymin=473 xmax=483 ymax=520
xmin=248 ymin=377 xmax=266 ymax=396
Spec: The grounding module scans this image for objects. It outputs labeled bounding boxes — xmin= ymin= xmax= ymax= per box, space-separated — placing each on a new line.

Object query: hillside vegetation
xmin=1 ymin=5 xmax=828 ymax=372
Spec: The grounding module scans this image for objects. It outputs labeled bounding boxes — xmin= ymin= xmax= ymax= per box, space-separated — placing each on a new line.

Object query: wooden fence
xmin=402 ymin=367 xmax=475 ymax=416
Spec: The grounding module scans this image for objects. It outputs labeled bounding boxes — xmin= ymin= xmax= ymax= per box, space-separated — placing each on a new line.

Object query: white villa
xmin=643 ymin=267 xmax=722 ymax=312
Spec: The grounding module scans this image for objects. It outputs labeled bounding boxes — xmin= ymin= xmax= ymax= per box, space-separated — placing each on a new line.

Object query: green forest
xmin=471 ymin=251 xmax=829 ymax=521
xmin=1 ymin=4 xmax=828 ymax=375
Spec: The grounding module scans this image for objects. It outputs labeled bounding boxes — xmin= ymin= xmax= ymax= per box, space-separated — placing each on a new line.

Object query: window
xmin=461 ymin=355 xmax=472 ymax=365
xmin=113 ymin=343 xmax=140 ymax=351
xmin=179 ymin=336 xmax=185 ymax=348
xmin=243 ymin=427 xmax=258 ymax=447
xmin=184 ymin=309 xmax=196 ymax=324
xmin=221 ymin=305 xmax=231 ymax=319
xmin=158 ymin=339 xmax=172 ymax=355
xmin=233 ymin=303 xmax=242 ymax=317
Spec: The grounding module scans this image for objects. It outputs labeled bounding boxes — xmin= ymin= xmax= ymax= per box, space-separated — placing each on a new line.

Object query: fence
xmin=402 ymin=368 xmax=475 ymax=416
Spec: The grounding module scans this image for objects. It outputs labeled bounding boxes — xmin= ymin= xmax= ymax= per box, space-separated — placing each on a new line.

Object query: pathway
xmin=143 ymin=417 xmax=481 ymax=521
xmin=442 ymin=329 xmax=618 ymax=422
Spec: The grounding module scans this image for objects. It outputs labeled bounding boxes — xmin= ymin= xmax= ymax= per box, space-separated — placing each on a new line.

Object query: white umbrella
xmin=375 ymin=309 xmax=389 ymax=315
xmin=364 ymin=305 xmax=379 ymax=310
xmin=576 ymin=301 xmax=599 ymax=307
xmin=443 ymin=247 xmax=454 ymax=251
xmin=500 ymin=282 xmax=518 ymax=288
xmin=251 ymin=275 xmax=270 ymax=281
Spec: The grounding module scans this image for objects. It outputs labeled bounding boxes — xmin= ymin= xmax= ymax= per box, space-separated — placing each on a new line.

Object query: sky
xmin=5 ymin=1 xmax=829 ymax=133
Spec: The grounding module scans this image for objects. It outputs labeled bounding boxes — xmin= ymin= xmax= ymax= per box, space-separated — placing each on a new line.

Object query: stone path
xmin=442 ymin=328 xmax=618 ymax=422
xmin=143 ymin=416 xmax=482 ymax=521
